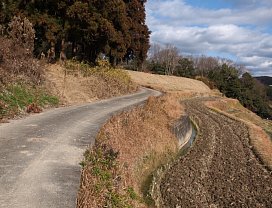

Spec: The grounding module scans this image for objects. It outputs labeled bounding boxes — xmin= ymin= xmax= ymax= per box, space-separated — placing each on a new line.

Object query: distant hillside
xmin=127 ymin=70 xmax=211 ymax=93
xmin=255 ymin=76 xmax=272 ymax=86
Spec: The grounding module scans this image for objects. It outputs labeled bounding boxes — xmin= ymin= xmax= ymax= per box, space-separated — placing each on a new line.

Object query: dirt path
xmin=0 ymin=88 xmax=161 ymax=208
xmin=161 ymin=97 xmax=272 ymax=208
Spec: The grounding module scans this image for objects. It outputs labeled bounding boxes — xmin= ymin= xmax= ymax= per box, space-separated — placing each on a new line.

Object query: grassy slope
xmin=127 ymin=70 xmax=211 ymax=93
xmin=77 ymin=95 xmax=183 ymax=208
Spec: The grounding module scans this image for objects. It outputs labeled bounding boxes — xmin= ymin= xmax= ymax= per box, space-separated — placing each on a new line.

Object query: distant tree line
xmin=255 ymin=77 xmax=272 ymax=101
xmin=0 ymin=0 xmax=150 ymax=67
xmin=147 ymin=44 xmax=272 ymax=119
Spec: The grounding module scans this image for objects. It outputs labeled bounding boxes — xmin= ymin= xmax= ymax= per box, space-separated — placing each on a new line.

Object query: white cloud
xmin=147 ymin=0 xmax=272 ymax=26
xmin=146 ymin=0 xmax=272 ymax=76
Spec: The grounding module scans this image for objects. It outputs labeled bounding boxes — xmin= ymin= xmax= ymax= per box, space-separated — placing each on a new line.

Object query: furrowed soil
xmin=161 ymin=97 xmax=272 ymax=208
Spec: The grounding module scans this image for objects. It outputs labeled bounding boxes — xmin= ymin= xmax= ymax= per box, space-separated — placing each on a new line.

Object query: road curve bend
xmin=0 ymin=88 xmax=161 ymax=208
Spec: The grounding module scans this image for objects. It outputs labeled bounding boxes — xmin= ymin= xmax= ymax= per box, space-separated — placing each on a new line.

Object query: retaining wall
xmin=172 ymin=115 xmax=193 ymax=149
xmin=151 ymin=116 xmax=195 ymax=207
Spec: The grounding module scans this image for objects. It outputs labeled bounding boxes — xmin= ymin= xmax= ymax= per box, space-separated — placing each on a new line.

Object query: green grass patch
xmin=0 ymin=84 xmax=59 ymax=119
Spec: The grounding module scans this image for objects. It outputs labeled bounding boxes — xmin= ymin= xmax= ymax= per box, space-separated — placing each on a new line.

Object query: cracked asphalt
xmin=0 ymin=88 xmax=160 ymax=208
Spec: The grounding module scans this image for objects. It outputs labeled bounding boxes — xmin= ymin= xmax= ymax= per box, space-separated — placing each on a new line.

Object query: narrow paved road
xmin=161 ymin=97 xmax=272 ymax=208
xmin=0 ymin=88 xmax=160 ymax=208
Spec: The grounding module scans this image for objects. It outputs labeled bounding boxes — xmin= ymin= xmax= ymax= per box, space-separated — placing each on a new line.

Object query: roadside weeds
xmin=77 ymin=94 xmax=183 ymax=207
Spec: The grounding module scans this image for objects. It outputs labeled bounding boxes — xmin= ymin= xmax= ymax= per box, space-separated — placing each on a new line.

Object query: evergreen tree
xmin=0 ymin=0 xmax=150 ymax=66
xmin=124 ymin=0 xmax=150 ymax=68
xmin=174 ymin=58 xmax=195 ymax=78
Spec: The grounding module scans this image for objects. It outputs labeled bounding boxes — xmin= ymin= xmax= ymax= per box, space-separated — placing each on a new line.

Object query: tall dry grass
xmin=77 ymin=94 xmax=183 ymax=207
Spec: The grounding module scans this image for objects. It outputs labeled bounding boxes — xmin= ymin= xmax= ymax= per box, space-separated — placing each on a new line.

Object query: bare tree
xmin=60 ymin=39 xmax=67 ymax=65
xmin=149 ymin=43 xmax=180 ymax=75
xmin=0 ymin=16 xmax=43 ymax=85
xmin=194 ymin=55 xmax=219 ymax=77
xmin=8 ymin=16 xmax=35 ymax=54
xmin=149 ymin=43 xmax=162 ymax=63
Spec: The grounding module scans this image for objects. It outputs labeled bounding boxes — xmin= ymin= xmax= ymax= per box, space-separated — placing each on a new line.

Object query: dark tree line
xmin=0 ymin=0 xmax=150 ymax=66
xmin=208 ymin=67 xmax=272 ymax=119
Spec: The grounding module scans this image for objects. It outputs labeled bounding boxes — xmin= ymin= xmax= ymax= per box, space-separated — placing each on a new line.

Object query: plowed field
xmin=161 ymin=98 xmax=272 ymax=208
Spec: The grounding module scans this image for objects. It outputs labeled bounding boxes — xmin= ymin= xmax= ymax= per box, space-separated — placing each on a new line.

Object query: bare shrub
xmin=0 ymin=16 xmax=43 ymax=86
xmin=8 ymin=16 xmax=35 ymax=53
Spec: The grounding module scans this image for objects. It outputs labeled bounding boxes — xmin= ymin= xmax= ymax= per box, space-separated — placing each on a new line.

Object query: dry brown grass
xmin=206 ymin=98 xmax=272 ymax=170
xmin=45 ymin=64 xmax=137 ymax=105
xmin=248 ymin=124 xmax=272 ymax=170
xmin=77 ymin=94 xmax=183 ymax=207
xmin=127 ymin=70 xmax=211 ymax=93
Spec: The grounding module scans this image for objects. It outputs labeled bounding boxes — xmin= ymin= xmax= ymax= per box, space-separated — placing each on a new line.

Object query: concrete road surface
xmin=0 ymin=88 xmax=160 ymax=208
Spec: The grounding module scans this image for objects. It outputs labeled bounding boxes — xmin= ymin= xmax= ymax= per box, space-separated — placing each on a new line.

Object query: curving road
xmin=0 ymin=88 xmax=161 ymax=208
xmin=161 ymin=97 xmax=272 ymax=208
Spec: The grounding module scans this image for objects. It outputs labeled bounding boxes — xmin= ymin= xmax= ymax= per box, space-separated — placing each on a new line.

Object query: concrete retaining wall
xmin=150 ymin=116 xmax=195 ymax=207
xmin=172 ymin=116 xmax=193 ymax=149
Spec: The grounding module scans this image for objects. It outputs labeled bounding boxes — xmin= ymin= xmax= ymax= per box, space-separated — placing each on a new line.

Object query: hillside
xmin=255 ymin=76 xmax=272 ymax=86
xmin=127 ymin=70 xmax=211 ymax=93
xmin=45 ymin=62 xmax=137 ymax=105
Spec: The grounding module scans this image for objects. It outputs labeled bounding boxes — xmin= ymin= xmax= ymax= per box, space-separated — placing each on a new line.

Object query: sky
xmin=146 ymin=0 xmax=272 ymax=76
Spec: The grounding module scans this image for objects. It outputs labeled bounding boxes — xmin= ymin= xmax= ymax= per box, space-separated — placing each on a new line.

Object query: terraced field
xmin=161 ymin=97 xmax=272 ymax=208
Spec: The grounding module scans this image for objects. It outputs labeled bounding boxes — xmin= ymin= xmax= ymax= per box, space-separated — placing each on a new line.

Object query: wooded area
xmin=0 ymin=0 xmax=150 ymax=66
